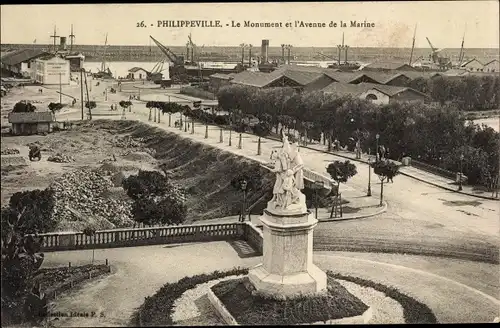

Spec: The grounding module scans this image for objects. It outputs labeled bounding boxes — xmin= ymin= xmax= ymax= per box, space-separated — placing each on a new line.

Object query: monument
xmin=248 ymin=135 xmax=327 ymax=298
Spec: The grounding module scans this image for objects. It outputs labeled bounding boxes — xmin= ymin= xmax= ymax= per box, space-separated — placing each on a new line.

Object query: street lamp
xmin=367 ymin=148 xmax=372 ymax=197
xmin=311 ymin=181 xmax=324 ymax=219
xmin=375 ymin=133 xmax=380 ymax=162
xmin=458 ymin=153 xmax=464 ymax=191
xmin=239 ymin=179 xmax=248 ymax=222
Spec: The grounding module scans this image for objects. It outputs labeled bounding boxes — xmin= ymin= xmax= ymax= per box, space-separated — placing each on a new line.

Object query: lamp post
xmin=458 ymin=153 xmax=464 ymax=191
xmin=375 ymin=133 xmax=380 ymax=162
xmin=367 ymin=148 xmax=372 ymax=197
xmin=312 ymin=181 xmax=324 ymax=219
xmin=240 ymin=180 xmax=248 ymax=222
xmin=191 ymin=117 xmax=194 ymax=134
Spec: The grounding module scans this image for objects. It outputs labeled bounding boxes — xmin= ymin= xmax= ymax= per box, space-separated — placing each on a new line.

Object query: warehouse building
xmin=0 ymin=49 xmax=51 ymax=78
xmin=127 ymin=67 xmax=149 ymax=80
xmin=32 ymin=56 xmax=71 ymax=85
xmin=8 ymin=111 xmax=55 ymax=136
xmin=321 ymin=82 xmax=428 ymax=105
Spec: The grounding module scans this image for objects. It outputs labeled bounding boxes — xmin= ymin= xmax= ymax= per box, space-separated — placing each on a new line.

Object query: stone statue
xmin=268 ymin=135 xmax=307 ymax=213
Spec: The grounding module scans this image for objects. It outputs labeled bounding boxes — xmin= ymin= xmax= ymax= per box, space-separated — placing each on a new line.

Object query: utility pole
xmin=80 ymin=69 xmax=84 ymax=120
xmin=59 ymin=73 xmax=62 ymax=104
xmin=248 ymin=44 xmax=252 ymax=67
xmin=409 ymin=24 xmax=417 ymax=66
xmin=240 ymin=43 xmax=247 ymax=65
xmin=337 ymin=32 xmax=346 ymax=66
xmin=281 ymin=44 xmax=285 ymax=64
xmin=69 ymin=24 xmax=75 ymax=53
xmin=50 ymin=26 xmax=60 ymax=53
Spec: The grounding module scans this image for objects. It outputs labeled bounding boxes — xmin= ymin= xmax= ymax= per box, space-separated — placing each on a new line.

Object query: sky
xmin=1 ymin=2 xmax=499 ymax=48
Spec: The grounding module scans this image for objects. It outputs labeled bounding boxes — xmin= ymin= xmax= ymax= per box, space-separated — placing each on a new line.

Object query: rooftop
xmin=8 ymin=111 xmax=55 ymax=124
xmin=128 ymin=67 xmax=149 ymax=73
xmin=321 ymin=81 xmax=428 ymax=98
xmin=0 ymin=49 xmax=51 ymax=66
xmin=364 ymin=61 xmax=415 ymax=71
xmin=230 ymin=71 xmax=279 ymax=87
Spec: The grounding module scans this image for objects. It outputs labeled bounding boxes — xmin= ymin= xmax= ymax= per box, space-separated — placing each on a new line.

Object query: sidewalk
xmin=303 ymin=142 xmax=499 ymax=201
xmin=155 ymin=90 xmax=498 ymax=201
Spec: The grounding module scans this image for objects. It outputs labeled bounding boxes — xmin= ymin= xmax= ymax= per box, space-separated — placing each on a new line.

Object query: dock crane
xmin=149 ymin=35 xmax=188 ymax=83
xmin=426 ymin=37 xmax=451 ymax=69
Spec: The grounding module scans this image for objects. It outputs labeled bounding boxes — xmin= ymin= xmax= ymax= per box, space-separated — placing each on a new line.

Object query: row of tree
xmin=408 ymin=75 xmax=500 ymax=111
xmin=216 ymin=84 xmax=499 ymax=186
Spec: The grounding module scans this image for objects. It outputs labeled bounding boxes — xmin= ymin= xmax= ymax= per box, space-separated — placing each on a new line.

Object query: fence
xmin=29 ymin=222 xmax=266 ymax=253
xmin=180 ymin=86 xmax=217 ymax=100
xmin=34 ymin=223 xmax=245 ymax=252
xmin=410 ymin=159 xmax=457 ymax=180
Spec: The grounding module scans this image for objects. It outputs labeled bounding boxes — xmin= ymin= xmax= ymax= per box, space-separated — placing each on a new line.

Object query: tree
xmin=119 ymin=100 xmax=133 ymax=113
xmin=371 ymin=160 xmax=400 ymax=206
xmin=326 ymin=160 xmax=358 ymax=194
xmin=12 ymin=102 xmax=36 ymax=113
xmin=430 ymin=76 xmax=452 ymax=106
xmin=1 ymin=209 xmax=46 ymax=326
xmin=48 ymin=103 xmax=64 ymax=119
xmin=85 ymin=101 xmax=96 ymax=120
xmin=326 ymin=160 xmax=357 ymax=218
xmin=2 ymin=189 xmax=57 ymax=240
xmin=122 ymin=170 xmax=187 ymax=226
xmin=252 ymin=121 xmax=271 ymax=155
xmin=146 ymin=101 xmax=155 ymax=121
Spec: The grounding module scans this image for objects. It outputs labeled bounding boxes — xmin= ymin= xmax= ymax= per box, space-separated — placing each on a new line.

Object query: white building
xmin=127 ymin=67 xmax=149 ymax=80
xmin=0 ymin=49 xmax=50 ymax=78
xmin=33 ymin=56 xmax=71 ymax=85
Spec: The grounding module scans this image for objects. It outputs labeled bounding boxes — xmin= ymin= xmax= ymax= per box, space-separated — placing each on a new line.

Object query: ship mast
xmin=69 ymin=24 xmax=75 ymax=53
xmin=458 ymin=24 xmax=466 ymax=67
xmin=409 ymin=24 xmax=417 ymax=66
xmin=101 ymin=33 xmax=108 ymax=72
xmin=50 ymin=26 xmax=60 ymax=53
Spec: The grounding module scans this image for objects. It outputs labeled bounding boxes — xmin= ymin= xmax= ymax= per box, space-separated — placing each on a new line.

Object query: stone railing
xmin=410 ymin=159 xmax=457 ymax=180
xmin=28 ymin=222 xmax=266 ymax=253
xmin=32 ymin=223 xmax=244 ymax=252
xmin=243 ymin=223 xmax=263 ymax=254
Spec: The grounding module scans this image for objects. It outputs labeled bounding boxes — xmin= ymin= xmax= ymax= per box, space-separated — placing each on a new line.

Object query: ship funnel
xmin=59 ymin=37 xmax=67 ymax=51
xmin=261 ymin=39 xmax=269 ymax=64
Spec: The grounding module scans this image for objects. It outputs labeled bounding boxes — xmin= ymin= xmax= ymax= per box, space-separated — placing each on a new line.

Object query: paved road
xmin=52 ymin=83 xmax=500 ymax=263
xmin=43 ymin=242 xmax=499 ymax=326
xmin=60 ymin=105 xmax=499 ymax=237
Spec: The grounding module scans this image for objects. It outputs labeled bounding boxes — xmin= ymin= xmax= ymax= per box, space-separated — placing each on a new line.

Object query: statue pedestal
xmin=248 ymin=207 xmax=327 ymax=298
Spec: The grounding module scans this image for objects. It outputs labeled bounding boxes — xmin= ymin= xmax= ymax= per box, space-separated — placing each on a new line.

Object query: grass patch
xmin=34 ymin=264 xmax=110 ymax=292
xmin=327 ymin=272 xmax=438 ymax=324
xmin=133 ymin=267 xmax=248 ymax=326
xmin=134 ymin=268 xmax=438 ymax=326
xmin=211 ymin=276 xmax=368 ymax=325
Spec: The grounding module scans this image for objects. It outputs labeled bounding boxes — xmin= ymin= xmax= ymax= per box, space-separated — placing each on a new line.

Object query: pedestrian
xmin=385 ymin=147 xmax=390 ymax=160
xmin=110 ymin=104 xmax=114 ymax=111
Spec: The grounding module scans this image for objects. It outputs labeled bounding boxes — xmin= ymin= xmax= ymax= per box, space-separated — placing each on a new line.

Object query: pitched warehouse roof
xmin=321 ymin=82 xmax=428 ymax=98
xmin=128 ymin=67 xmax=149 ymax=73
xmin=364 ymin=61 xmax=415 ymax=71
xmin=230 ymin=71 xmax=280 ymax=87
xmin=0 ymin=49 xmax=50 ymax=66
